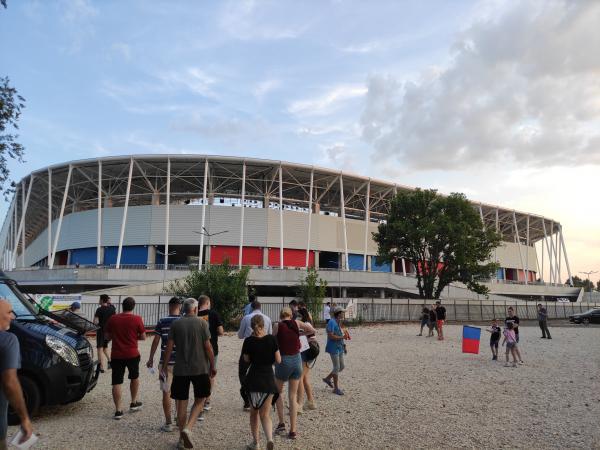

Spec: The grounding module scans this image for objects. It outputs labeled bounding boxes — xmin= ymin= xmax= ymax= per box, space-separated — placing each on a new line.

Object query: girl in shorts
xmin=272 ymin=307 xmax=315 ymax=440
xmin=502 ymin=322 xmax=518 ymax=367
xmin=486 ymin=319 xmax=501 ymax=361
xmin=296 ymin=307 xmax=318 ymax=412
xmin=242 ymin=315 xmax=280 ymax=450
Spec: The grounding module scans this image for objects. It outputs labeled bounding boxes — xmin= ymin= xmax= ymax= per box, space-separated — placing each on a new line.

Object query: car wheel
xmin=583 ymin=318 xmax=590 ymax=326
xmin=7 ymin=375 xmax=41 ymax=426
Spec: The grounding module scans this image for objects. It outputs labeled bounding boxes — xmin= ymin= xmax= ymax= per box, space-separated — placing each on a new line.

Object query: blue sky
xmin=1 ymin=0 xmax=599 ymax=281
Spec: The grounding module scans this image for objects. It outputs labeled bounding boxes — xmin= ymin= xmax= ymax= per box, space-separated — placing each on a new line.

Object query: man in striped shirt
xmin=146 ymin=297 xmax=182 ymax=432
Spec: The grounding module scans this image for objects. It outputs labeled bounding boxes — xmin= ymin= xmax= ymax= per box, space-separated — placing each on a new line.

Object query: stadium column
xmin=362 ymin=179 xmax=370 ymax=271
xmin=512 ymin=211 xmax=526 ymax=285
xmin=47 ymin=168 xmax=52 ymax=267
xmin=279 ymin=164 xmax=283 ymax=269
xmin=550 ymin=221 xmax=560 ymax=285
xmin=239 ymin=161 xmax=246 ymax=269
xmin=199 ymin=158 xmax=208 ymax=269
xmin=116 ymin=158 xmax=133 ymax=269
xmin=525 ymin=215 xmax=530 ymax=283
xmin=17 ymin=178 xmax=33 ymax=268
xmin=542 ymin=219 xmax=554 ymax=284
xmin=559 ymin=226 xmax=573 ymax=286
xmin=97 ymin=160 xmax=103 ymax=265
xmin=339 ymin=174 xmax=349 ymax=270
xmin=402 ymin=258 xmax=406 ymax=276
xmin=305 ymin=168 xmax=314 ymax=269
xmin=164 ymin=158 xmax=171 ymax=268
xmin=50 ymin=165 xmax=72 ymax=269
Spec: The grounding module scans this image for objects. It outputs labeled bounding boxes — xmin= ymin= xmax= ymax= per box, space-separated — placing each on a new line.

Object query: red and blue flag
xmin=462 ymin=325 xmax=481 ymax=354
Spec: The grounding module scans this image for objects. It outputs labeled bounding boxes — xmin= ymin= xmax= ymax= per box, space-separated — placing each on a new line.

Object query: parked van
xmin=0 ymin=271 xmax=99 ymax=424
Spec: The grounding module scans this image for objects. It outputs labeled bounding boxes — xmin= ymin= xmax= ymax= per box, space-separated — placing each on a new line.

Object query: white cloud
xmin=320 ymin=142 xmax=354 ymax=170
xmin=158 ymin=67 xmax=217 ymax=98
xmin=361 ymin=1 xmax=600 ymax=170
xmin=111 ymin=42 xmax=131 ymax=61
xmin=60 ymin=0 xmax=97 ymax=22
xmin=58 ymin=0 xmax=98 ymax=53
xmin=288 ymin=84 xmax=368 ymax=117
xmin=253 ymin=79 xmax=281 ymax=100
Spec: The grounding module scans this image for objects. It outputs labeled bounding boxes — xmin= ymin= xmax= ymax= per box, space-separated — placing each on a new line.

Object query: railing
xmin=74 ymin=297 xmax=600 ymax=329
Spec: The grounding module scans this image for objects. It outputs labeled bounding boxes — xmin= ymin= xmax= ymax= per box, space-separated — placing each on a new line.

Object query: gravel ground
xmin=7 ymin=322 xmax=600 ymax=449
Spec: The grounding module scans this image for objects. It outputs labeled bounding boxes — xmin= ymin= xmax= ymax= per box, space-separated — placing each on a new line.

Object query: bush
xmin=296 ymin=267 xmax=327 ymax=321
xmin=170 ymin=260 xmax=250 ymax=329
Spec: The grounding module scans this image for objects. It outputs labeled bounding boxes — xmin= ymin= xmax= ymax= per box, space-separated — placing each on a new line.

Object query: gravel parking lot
xmin=7 ymin=322 xmax=600 ymax=449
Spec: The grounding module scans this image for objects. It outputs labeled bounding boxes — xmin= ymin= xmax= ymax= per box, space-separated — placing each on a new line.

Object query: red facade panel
xmin=268 ymin=248 xmax=315 ymax=268
xmin=210 ymin=246 xmax=262 ymax=266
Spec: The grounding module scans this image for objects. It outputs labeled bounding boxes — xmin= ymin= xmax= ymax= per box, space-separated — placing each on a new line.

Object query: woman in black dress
xmin=242 ymin=314 xmax=281 ymax=450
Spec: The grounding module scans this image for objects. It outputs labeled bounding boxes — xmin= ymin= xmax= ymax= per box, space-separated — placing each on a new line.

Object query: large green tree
xmin=296 ymin=267 xmax=327 ymax=320
xmin=374 ymin=189 xmax=501 ymax=299
xmin=1 ymin=1 xmax=26 ymax=196
xmin=567 ymin=275 xmax=595 ymax=292
xmin=170 ymin=260 xmax=250 ymax=328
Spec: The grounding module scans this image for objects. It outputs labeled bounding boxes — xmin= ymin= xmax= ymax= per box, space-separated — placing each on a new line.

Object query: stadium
xmin=0 ymin=155 xmax=581 ymax=300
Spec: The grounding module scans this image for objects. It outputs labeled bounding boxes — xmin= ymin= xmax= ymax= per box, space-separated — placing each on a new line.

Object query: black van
xmin=0 ymin=271 xmax=99 ymax=424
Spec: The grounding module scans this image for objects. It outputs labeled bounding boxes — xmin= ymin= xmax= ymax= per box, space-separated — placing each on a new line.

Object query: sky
xmin=1 ymin=0 xmax=598 ymax=283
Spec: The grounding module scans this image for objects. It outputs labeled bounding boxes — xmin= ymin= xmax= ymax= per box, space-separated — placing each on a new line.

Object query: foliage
xmin=374 ymin=189 xmax=502 ymax=299
xmin=296 ymin=267 xmax=327 ymax=320
xmin=170 ymin=260 xmax=250 ymax=328
xmin=567 ymin=275 xmax=596 ymax=292
xmin=0 ymin=75 xmax=26 ymax=197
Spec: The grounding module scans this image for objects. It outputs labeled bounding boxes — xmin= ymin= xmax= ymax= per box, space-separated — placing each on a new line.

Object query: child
xmin=502 ymin=322 xmax=518 ymax=367
xmin=486 ymin=319 xmax=501 ymax=360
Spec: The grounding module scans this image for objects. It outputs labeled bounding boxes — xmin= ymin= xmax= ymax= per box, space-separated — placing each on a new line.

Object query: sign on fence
xmin=345 ymin=299 xmax=356 ymax=319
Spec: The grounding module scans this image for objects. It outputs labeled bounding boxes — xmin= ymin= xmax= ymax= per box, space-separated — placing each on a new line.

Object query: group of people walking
xmin=92 ymin=294 xmax=350 ymax=449
xmin=418 ymin=300 xmax=447 ymax=340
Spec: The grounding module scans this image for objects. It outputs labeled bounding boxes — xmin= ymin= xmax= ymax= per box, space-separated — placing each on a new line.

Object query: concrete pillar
xmin=206 ymin=245 xmax=212 ymax=264
xmin=262 ymin=247 xmax=269 ymax=267
xmin=339 ymin=253 xmax=345 ymax=270
xmin=66 ymin=250 xmax=72 ymax=266
xmin=341 ymin=287 xmax=347 ymax=299
xmin=147 ymin=245 xmax=156 ymax=265
xmin=98 ymin=247 xmax=105 ymax=266
xmin=314 ymin=203 xmax=320 ymax=214
xmin=367 ymin=255 xmax=371 ymax=271
xmin=151 ymin=191 xmax=160 ymax=205
xmin=314 ymin=250 xmax=320 ymax=269
xmin=391 ymin=258 xmax=396 ymax=273
xmin=380 ymin=288 xmax=385 ymax=299
xmin=264 ymin=195 xmax=270 ymax=208
xmin=105 ymin=197 xmax=113 ymax=207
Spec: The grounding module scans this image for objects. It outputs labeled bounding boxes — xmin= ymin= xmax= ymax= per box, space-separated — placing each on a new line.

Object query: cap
xmin=331 ymin=306 xmax=346 ymax=315
xmin=70 ymin=301 xmax=81 ymax=310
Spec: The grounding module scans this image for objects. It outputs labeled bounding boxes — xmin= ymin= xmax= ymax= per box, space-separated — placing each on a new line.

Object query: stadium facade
xmin=0 ymin=155 xmax=579 ymax=299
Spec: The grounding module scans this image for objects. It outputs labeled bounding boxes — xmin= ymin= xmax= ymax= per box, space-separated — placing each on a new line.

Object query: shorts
xmin=274 ymin=354 xmax=303 ymax=381
xmin=171 ymin=374 xmax=211 ymax=401
xmin=506 ymin=342 xmax=516 ymax=350
xmin=111 ymin=356 xmax=141 ymax=385
xmin=213 ymin=354 xmax=218 ymax=370
xmin=490 ymin=340 xmax=499 ymax=349
xmin=96 ymin=329 xmax=110 ymax=348
xmin=330 ymin=352 xmax=345 ymax=374
xmin=159 ymin=365 xmax=174 ymax=392
xmin=301 ymin=349 xmax=315 ymax=364
xmin=436 ymin=320 xmax=444 ymax=330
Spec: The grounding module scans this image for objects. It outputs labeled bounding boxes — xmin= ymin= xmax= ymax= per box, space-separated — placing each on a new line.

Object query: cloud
xmin=253 ymin=79 xmax=281 ymax=100
xmin=111 ymin=42 xmax=131 ymax=61
xmin=218 ymin=0 xmax=309 ymax=41
xmin=320 ymin=142 xmax=354 ymax=170
xmin=288 ymin=84 xmax=368 ymax=117
xmin=361 ymin=1 xmax=600 ymax=170
xmin=158 ymin=67 xmax=217 ymax=98
xmin=58 ymin=0 xmax=98 ymax=53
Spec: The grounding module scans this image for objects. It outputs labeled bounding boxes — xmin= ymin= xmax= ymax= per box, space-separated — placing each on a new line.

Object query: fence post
xmin=371 ymin=297 xmax=374 ymax=322
xmin=467 ymin=300 xmax=470 ymax=321
xmin=453 ymin=299 xmax=457 ymax=321
xmin=407 ymin=298 xmax=411 ymax=321
xmin=480 ymin=300 xmax=483 ymax=321
xmin=156 ymin=295 xmax=161 ymax=326
xmin=389 ymin=297 xmax=392 ymax=322
xmin=118 ymin=295 xmax=122 ymax=313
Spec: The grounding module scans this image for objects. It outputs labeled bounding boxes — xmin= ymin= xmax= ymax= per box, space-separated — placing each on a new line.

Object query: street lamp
xmin=157 ymin=249 xmax=176 ymax=293
xmin=579 ymin=270 xmax=598 ymax=303
xmin=193 ymin=227 xmax=229 ymax=269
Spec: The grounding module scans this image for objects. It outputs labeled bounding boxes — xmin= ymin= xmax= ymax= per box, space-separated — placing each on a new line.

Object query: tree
xmin=170 ymin=260 xmax=250 ymax=329
xmin=568 ymin=275 xmax=595 ymax=292
xmin=374 ymin=189 xmax=501 ymax=299
xmin=296 ymin=267 xmax=327 ymax=320
xmin=1 ymin=3 xmax=26 ymax=196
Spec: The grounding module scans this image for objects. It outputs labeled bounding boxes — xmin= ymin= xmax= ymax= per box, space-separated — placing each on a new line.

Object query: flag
xmin=462 ymin=325 xmax=481 ymax=354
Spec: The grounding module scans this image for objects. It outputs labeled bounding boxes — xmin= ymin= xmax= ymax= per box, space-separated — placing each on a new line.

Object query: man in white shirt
xmin=323 ymin=302 xmax=331 ymax=324
xmin=237 ymin=301 xmax=272 ymax=410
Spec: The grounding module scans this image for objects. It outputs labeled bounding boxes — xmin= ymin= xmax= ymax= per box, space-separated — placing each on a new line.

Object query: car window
xmin=0 ymin=283 xmax=37 ymax=319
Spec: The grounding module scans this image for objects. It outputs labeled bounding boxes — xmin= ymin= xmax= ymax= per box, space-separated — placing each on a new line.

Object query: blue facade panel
xmin=104 ymin=246 xmax=148 ymax=265
xmin=371 ymin=256 xmax=391 ymax=272
xmin=348 ymin=253 xmax=364 ymax=271
xmin=70 ymin=247 xmax=96 ymax=265
xmin=496 ymin=268 xmax=504 ymax=280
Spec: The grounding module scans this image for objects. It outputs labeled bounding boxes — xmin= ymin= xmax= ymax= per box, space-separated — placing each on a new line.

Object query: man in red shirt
xmin=105 ymin=297 xmax=146 ymax=420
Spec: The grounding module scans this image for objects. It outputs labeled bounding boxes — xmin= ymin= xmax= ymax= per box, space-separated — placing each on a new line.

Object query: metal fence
xmin=76 ymin=297 xmax=600 ymax=328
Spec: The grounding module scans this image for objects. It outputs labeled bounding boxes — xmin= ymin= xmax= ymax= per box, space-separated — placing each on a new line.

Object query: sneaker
xmin=322 ymin=377 xmax=333 ymax=388
xmin=114 ymin=411 xmax=124 ymax=420
xmin=246 ymin=442 xmax=260 ymax=450
xmin=512 ymin=362 xmax=518 ymax=368
xmin=176 ymin=438 xmax=185 ymax=450
xmin=504 ymin=363 xmax=510 ymax=367
xmin=243 ymin=403 xmax=251 ymax=412
xmin=547 ymin=337 xmax=552 ymax=340
xmin=203 ymin=402 xmax=212 ymax=412
xmin=333 ymin=388 xmax=345 ymax=396
xmin=287 ymin=432 xmax=297 ymax=440
xmin=274 ymin=423 xmax=286 ymax=435
xmin=306 ymin=401 xmax=316 ymax=410
xmin=266 ymin=441 xmax=274 ymax=450
xmin=518 ymin=360 xmax=524 ymax=365
xmin=129 ymin=401 xmax=143 ymax=411
xmin=197 ymin=413 xmax=205 ymax=421
xmin=180 ymin=428 xmax=193 ymax=449
xmin=161 ymin=423 xmax=175 ymax=432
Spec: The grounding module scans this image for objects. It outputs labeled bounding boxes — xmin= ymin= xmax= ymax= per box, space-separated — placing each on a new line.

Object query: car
xmin=1 ymin=271 xmax=100 ymax=425
xmin=569 ymin=308 xmax=600 ymax=325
